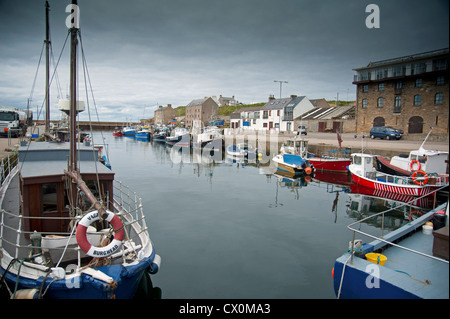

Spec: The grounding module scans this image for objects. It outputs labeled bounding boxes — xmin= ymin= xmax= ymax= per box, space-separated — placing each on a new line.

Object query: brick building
xmin=353 ymin=48 xmax=449 ymax=140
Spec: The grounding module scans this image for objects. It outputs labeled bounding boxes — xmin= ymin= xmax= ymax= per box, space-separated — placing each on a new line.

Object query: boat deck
xmin=380 ymin=229 xmax=449 ymax=298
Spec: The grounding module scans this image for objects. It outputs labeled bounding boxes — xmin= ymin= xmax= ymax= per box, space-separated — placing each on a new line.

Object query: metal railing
xmin=347 ymin=185 xmax=449 ymax=265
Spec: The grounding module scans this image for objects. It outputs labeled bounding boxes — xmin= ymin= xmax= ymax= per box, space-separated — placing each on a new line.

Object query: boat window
xmin=365 ymin=157 xmax=372 ymax=165
xmin=42 ymin=183 xmax=58 ymax=212
xmin=354 ymin=156 xmax=362 ymax=165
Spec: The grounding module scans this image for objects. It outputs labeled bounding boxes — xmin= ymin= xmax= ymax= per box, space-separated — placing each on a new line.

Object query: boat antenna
xmin=419 ymin=127 xmax=433 ymax=152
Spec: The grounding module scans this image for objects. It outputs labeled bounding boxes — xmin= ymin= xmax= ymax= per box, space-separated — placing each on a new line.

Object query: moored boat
xmin=349 ymin=153 xmax=448 ymax=197
xmin=165 ymin=127 xmax=190 ymax=147
xmin=272 ymin=153 xmax=315 ymax=176
xmin=122 ymin=126 xmax=136 ymax=136
xmin=333 ymin=196 xmax=448 ymax=299
xmin=280 ymin=138 xmax=350 ymax=172
xmin=135 ymin=128 xmax=151 ymax=140
xmin=0 ymin=0 xmax=160 ymax=299
xmin=192 ymin=126 xmax=222 ymax=149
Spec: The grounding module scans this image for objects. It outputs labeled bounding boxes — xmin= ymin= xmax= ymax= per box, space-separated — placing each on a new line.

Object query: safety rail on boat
xmin=1 ymin=152 xmax=18 ymax=186
xmin=347 ymin=185 xmax=449 ymax=265
xmin=1 ymin=171 xmax=149 ymax=267
xmin=364 ymin=170 xmax=449 ymax=187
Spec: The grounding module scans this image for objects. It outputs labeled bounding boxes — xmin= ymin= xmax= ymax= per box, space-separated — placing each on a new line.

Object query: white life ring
xmin=76 ymin=210 xmax=124 ymax=257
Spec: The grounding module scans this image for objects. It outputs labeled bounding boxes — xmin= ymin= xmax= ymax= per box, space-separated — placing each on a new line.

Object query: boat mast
xmin=45 ymin=1 xmax=50 ymax=134
xmin=69 ymin=0 xmax=78 ymax=173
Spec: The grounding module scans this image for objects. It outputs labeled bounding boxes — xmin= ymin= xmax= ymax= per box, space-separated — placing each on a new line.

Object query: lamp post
xmin=274 ymin=80 xmax=288 ymax=98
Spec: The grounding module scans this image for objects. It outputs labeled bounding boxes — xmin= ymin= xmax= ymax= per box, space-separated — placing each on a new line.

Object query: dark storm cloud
xmin=0 ymin=0 xmax=448 ymax=121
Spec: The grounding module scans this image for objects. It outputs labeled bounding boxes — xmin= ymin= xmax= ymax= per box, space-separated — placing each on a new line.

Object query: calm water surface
xmin=94 ymin=132 xmax=420 ymax=299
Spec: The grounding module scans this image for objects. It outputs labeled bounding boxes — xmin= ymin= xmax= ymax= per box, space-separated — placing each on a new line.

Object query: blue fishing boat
xmin=0 ymin=0 xmax=160 ymax=299
xmin=135 ymin=128 xmax=151 ymax=140
xmin=333 ymin=191 xmax=448 ymax=299
xmin=122 ymin=126 xmax=136 ymax=136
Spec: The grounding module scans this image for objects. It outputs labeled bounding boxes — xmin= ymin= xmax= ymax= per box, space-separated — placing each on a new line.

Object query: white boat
xmin=192 ymin=126 xmax=222 ymax=149
xmin=0 ymin=1 xmax=160 ymax=299
xmin=226 ymin=143 xmax=261 ymax=159
xmin=375 ymin=129 xmax=449 ymax=177
xmin=166 ymin=127 xmax=190 ymax=147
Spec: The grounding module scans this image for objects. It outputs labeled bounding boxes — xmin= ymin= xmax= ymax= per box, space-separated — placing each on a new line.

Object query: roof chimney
xmin=268 ymin=94 xmax=275 ymax=101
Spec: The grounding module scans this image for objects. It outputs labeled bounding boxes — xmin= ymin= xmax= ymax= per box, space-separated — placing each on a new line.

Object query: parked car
xmin=297 ymin=125 xmax=307 ymax=135
xmin=370 ymin=126 xmax=403 ymax=140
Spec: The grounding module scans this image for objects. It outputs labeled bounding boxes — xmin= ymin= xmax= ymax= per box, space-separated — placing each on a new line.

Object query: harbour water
xmin=95 ymin=131 xmax=438 ymax=299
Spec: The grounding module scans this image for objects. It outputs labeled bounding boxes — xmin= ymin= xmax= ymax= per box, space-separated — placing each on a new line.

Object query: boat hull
xmin=350 ymin=169 xmax=437 ymax=197
xmin=1 ymin=254 xmax=159 ymax=299
xmin=308 ymin=158 xmax=350 ymax=172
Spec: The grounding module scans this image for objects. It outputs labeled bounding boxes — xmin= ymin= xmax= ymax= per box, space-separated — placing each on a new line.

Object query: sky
xmin=0 ymin=0 xmax=448 ymax=122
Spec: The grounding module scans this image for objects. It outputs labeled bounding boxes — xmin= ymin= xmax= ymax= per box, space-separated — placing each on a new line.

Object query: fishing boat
xmin=348 ymin=153 xmax=448 ymax=197
xmin=122 ymin=126 xmax=136 ymax=136
xmin=375 ymin=129 xmax=449 ymax=177
xmin=272 ymin=153 xmax=315 ymax=176
xmin=135 ymin=128 xmax=151 ymax=140
xmin=192 ymin=126 xmax=222 ymax=149
xmin=0 ymin=0 xmax=160 ymax=299
xmin=112 ymin=130 xmax=123 ymax=137
xmin=152 ymin=130 xmax=167 ymax=142
xmin=226 ymin=143 xmax=261 ymax=159
xmin=280 ymin=138 xmax=350 ymax=172
xmin=333 ymin=196 xmax=448 ymax=299
xmin=165 ymin=127 xmax=190 ymax=147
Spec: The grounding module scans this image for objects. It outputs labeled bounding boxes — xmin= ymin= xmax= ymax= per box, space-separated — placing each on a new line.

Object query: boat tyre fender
xmin=76 ymin=210 xmax=124 ymax=258
xmin=410 ymin=160 xmax=421 ymax=171
xmin=412 ymin=170 xmax=428 ymax=186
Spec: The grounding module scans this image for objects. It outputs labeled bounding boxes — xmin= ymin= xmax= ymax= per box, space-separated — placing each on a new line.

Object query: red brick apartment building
xmin=353 ymin=48 xmax=449 ymax=140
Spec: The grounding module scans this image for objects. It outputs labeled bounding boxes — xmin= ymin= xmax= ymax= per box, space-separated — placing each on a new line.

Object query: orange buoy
xmin=410 ymin=160 xmax=421 ymax=171
xmin=412 ymin=170 xmax=428 ymax=186
xmin=304 ymin=166 xmax=312 ymax=175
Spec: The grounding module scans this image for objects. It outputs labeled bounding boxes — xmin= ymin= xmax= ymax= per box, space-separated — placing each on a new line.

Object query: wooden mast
xmin=65 ymin=0 xmax=107 ymax=218
xmin=45 ymin=1 xmax=50 ymax=134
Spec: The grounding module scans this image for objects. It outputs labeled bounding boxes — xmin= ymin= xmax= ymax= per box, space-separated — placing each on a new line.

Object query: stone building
xmin=353 ymin=48 xmax=449 ymax=140
xmin=154 ymin=104 xmax=176 ymax=125
xmin=185 ymin=97 xmax=219 ymax=127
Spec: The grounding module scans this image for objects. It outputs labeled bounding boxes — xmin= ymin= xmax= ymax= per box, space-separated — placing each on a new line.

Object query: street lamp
xmin=274 ymin=80 xmax=288 ymax=98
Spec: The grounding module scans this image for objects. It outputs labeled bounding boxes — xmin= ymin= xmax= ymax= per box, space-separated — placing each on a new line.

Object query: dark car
xmin=370 ymin=126 xmax=403 ymax=140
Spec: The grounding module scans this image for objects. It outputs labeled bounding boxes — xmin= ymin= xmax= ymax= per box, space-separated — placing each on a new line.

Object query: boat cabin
xmin=280 ymin=139 xmax=309 ymax=158
xmin=390 ymin=147 xmax=449 ymax=175
xmin=18 ymin=142 xmax=114 ymax=235
xmin=350 ymin=153 xmax=376 ymax=178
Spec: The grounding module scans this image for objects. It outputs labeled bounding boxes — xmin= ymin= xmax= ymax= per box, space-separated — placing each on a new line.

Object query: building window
xmin=415 ymin=79 xmax=422 ymax=87
xmin=437 ymin=76 xmax=445 ymax=85
xmin=263 ymin=123 xmax=268 ymax=128
xmin=394 ymin=96 xmax=401 ymax=113
xmin=263 ymin=111 xmax=268 ymax=119
xmin=362 ymin=98 xmax=368 ymax=108
xmin=378 ymin=83 xmax=384 ymax=91
xmin=435 ymin=93 xmax=443 ymax=105
xmin=414 ymin=95 xmax=421 ymax=106
xmin=362 ymin=85 xmax=368 ymax=93
xmin=395 ymin=81 xmax=402 ymax=89
xmin=377 ymin=97 xmax=383 ymax=108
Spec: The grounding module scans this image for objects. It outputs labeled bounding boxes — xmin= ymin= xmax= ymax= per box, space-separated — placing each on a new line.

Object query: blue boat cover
xmin=283 ymin=154 xmax=306 ymax=166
